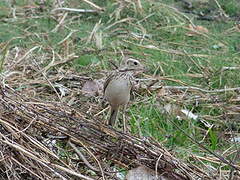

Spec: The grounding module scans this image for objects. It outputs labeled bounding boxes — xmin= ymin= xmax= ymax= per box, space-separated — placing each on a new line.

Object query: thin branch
xmin=81 ymin=0 xmax=104 ymax=11
xmin=52 ymin=7 xmax=99 ymax=13
xmin=146 ymin=85 xmax=240 ymax=93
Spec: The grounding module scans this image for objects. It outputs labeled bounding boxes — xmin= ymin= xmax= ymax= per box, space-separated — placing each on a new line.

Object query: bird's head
xmin=120 ymin=57 xmax=145 ymax=73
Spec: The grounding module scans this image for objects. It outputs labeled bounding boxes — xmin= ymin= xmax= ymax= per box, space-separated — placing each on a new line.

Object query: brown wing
xmin=103 ymin=72 xmax=115 ymax=94
xmin=129 ymin=74 xmax=135 ymax=91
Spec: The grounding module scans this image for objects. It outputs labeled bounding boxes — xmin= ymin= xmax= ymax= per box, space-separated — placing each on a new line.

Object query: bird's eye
xmin=133 ymin=61 xmax=138 ymax=65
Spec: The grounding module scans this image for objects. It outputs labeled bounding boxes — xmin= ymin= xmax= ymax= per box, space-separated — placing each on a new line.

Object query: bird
xmin=103 ymin=57 xmax=144 ymax=132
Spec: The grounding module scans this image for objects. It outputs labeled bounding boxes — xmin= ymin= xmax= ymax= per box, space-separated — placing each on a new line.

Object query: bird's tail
xmin=109 ymin=108 xmax=118 ymax=126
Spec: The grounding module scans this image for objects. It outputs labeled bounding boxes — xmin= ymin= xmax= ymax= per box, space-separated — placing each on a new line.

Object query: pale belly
xmin=104 ymin=78 xmax=131 ymax=108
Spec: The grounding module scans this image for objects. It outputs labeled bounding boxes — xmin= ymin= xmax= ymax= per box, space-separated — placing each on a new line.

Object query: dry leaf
xmin=95 ymin=31 xmax=103 ymax=50
xmin=126 ymin=166 xmax=172 ymax=180
xmin=181 ymin=109 xmax=212 ymax=128
xmin=181 ymin=109 xmax=198 ymax=120
xmin=163 ymin=103 xmax=180 ymax=115
xmin=126 ymin=166 xmax=157 ymax=180
xmin=212 ymin=42 xmax=225 ymax=49
xmin=54 ymin=83 xmax=68 ymax=97
xmin=81 ymin=80 xmax=99 ymax=97
xmin=157 ymin=87 xmax=166 ymax=97
xmin=186 ymin=24 xmax=209 ymax=36
xmin=231 ymin=137 xmax=240 ymax=142
xmin=185 ymin=73 xmax=204 ymax=78
xmin=236 ymin=24 xmax=240 ymax=32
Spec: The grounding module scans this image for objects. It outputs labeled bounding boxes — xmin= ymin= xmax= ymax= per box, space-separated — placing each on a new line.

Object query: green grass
xmin=0 ymin=0 xmax=239 ymax=174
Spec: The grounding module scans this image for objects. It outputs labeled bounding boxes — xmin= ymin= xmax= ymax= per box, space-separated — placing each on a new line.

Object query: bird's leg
xmin=109 ymin=106 xmax=118 ymax=126
xmin=123 ymin=105 xmax=128 ymax=133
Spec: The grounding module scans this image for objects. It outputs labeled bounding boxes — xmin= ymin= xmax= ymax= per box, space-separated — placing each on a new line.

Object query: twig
xmin=68 ymin=141 xmax=99 ymax=172
xmin=221 ymin=66 xmax=240 ymax=71
xmin=0 ymin=85 xmax=212 ymax=179
xmin=12 ymin=46 xmax=40 ymax=69
xmin=147 ymin=85 xmax=240 ymax=93
xmin=81 ymin=0 xmax=104 ymax=11
xmin=161 ymin=114 xmax=240 ymax=171
xmin=51 ymin=12 xmax=68 ymax=33
xmin=213 ymin=0 xmax=228 ymax=18
xmin=87 ymin=20 xmax=102 ymax=44
xmin=52 ymin=164 xmax=95 ymax=180
xmin=33 ymin=59 xmax=62 ymax=102
xmin=70 ymin=137 xmax=106 ymax=180
xmin=159 ymin=3 xmax=195 ymax=27
xmin=123 ymin=40 xmax=210 ymax=58
xmin=11 ymin=158 xmax=43 ymax=180
xmin=155 ymin=154 xmax=163 ymax=179
xmin=104 ymin=18 xmax=133 ymax=31
xmin=57 ymin=30 xmax=78 ymax=45
xmin=52 ymin=7 xmax=99 ymax=13
xmin=109 ymin=61 xmax=119 ymax=70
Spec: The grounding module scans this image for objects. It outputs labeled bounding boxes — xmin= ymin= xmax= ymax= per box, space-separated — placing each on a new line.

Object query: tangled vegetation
xmin=0 ymin=0 xmax=240 ymax=179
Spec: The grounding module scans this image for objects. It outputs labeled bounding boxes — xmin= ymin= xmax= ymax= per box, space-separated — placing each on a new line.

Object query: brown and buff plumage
xmin=104 ymin=58 xmax=144 ymax=132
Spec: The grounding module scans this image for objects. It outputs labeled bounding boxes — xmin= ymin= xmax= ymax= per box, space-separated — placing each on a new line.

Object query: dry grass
xmin=0 ymin=84 xmax=211 ymax=180
xmin=0 ymin=48 xmax=239 ymax=179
